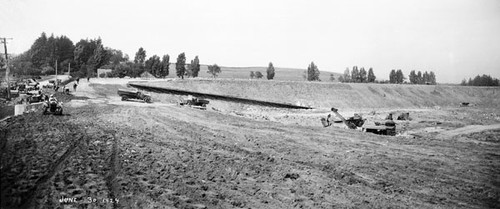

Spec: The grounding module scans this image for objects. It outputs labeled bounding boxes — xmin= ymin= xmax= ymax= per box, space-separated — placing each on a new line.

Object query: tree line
xmin=339 ymin=66 xmax=376 ymax=83
xmin=9 ymin=32 xmax=445 ymax=84
xmin=9 ymin=32 xmax=223 ymax=79
xmin=461 ymin=75 xmax=499 ymax=86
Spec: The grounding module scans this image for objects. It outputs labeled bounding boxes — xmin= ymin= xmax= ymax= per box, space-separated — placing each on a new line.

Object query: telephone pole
xmin=2 ymin=37 xmax=13 ymax=100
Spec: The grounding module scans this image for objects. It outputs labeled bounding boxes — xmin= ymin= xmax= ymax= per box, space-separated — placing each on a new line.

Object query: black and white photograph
xmin=1 ymin=0 xmax=499 ymax=208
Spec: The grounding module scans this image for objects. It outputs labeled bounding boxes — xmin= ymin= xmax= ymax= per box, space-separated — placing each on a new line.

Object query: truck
xmin=117 ymin=88 xmax=152 ymax=103
xmin=179 ymin=95 xmax=209 ymax=110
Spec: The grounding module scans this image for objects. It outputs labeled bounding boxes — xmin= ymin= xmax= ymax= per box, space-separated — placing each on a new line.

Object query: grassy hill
xmin=162 ymin=64 xmax=341 ymax=81
xmin=142 ymin=79 xmax=500 ymax=110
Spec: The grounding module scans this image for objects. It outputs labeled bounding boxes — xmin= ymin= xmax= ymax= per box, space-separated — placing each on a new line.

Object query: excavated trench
xmin=129 ymin=83 xmax=313 ymax=109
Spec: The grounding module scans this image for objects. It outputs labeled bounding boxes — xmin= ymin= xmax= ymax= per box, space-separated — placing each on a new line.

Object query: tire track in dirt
xmin=437 ymin=123 xmax=500 ymax=138
xmin=106 ymin=130 xmax=120 ymax=209
xmin=21 ymin=135 xmax=84 ymax=208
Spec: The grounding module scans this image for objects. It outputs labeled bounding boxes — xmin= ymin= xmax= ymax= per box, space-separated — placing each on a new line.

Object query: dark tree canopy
xmin=207 ymin=64 xmax=221 ymax=78
xmin=307 ymin=62 xmax=320 ymax=81
xmin=461 ymin=74 xmax=499 ymax=86
xmin=160 ymin=54 xmax=170 ymax=78
xmin=255 ymin=71 xmax=263 ymax=79
xmin=389 ymin=69 xmax=397 ymax=83
xmin=266 ymin=62 xmax=275 ymax=80
xmin=191 ymin=56 xmax=200 ymax=77
xmin=359 ymin=67 xmax=367 ymax=83
xmin=351 ymin=66 xmax=359 ymax=82
xmin=134 ymin=47 xmax=146 ymax=65
xmin=409 ymin=70 xmax=436 ymax=84
xmin=145 ymin=55 xmax=162 ymax=77
xmin=176 ymin=52 xmax=186 ymax=79
xmin=367 ymin=68 xmax=376 ymax=82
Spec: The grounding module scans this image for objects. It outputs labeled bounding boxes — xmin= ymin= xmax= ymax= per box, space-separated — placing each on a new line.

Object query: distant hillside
xmin=163 ymin=64 xmax=342 ymax=81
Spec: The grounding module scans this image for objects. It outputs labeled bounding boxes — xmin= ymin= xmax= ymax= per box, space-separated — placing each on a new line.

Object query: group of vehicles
xmin=6 ymin=77 xmax=64 ymax=115
xmin=117 ymin=89 xmax=210 ymax=110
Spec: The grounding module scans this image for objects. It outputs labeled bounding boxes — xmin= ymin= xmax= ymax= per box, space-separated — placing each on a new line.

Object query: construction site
xmin=1 ymin=77 xmax=499 ymax=208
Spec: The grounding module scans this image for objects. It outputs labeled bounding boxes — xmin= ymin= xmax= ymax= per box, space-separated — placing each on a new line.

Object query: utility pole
xmin=68 ymin=62 xmax=71 ymax=75
xmin=2 ymin=37 xmax=13 ymax=100
xmin=55 ymin=59 xmax=58 ymax=85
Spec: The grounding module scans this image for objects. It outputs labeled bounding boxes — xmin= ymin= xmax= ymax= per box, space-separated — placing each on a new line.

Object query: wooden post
xmin=2 ymin=38 xmax=12 ymax=100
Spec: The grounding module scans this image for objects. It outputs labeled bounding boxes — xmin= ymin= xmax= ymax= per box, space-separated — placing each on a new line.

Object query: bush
xmin=99 ymin=73 xmax=106 ymax=78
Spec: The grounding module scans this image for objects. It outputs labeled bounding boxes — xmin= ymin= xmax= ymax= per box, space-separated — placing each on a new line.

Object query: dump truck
xmin=117 ymin=89 xmax=152 ymax=103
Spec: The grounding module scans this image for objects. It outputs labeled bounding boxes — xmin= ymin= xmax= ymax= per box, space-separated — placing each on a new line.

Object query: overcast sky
xmin=1 ymin=0 xmax=499 ymax=83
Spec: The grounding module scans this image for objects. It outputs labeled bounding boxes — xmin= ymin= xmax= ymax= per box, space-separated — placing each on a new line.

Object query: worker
xmin=48 ymin=94 xmax=57 ymax=103
xmin=321 ymin=114 xmax=333 ymax=127
xmin=73 ymin=82 xmax=78 ymax=91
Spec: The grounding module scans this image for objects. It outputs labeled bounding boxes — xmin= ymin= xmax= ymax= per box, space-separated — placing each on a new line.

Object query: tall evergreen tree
xmin=409 ymin=70 xmax=417 ymax=84
xmin=351 ymin=66 xmax=359 ymax=82
xmin=367 ymin=67 xmax=376 ymax=82
xmin=389 ymin=69 xmax=397 ymax=83
xmin=359 ymin=67 xmax=367 ymax=83
xmin=145 ymin=55 xmax=161 ymax=77
xmin=266 ymin=62 xmax=275 ymax=80
xmin=423 ymin=71 xmax=430 ymax=84
xmin=160 ymin=54 xmax=169 ymax=78
xmin=176 ymin=52 xmax=186 ymax=79
xmin=307 ymin=62 xmax=320 ymax=81
xmin=396 ymin=69 xmax=405 ymax=83
xmin=417 ymin=71 xmax=422 ymax=84
xmin=192 ymin=56 xmax=200 ymax=77
xmin=429 ymin=71 xmax=436 ymax=84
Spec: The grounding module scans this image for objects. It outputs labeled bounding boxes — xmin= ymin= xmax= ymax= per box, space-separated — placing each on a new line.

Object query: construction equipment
xmin=117 ymin=88 xmax=152 ymax=103
xmin=43 ymin=97 xmax=63 ymax=115
xmin=27 ymin=93 xmax=46 ymax=104
xmin=179 ymin=95 xmax=209 ymax=110
xmin=323 ymin=107 xmax=396 ymax=136
xmin=329 ymin=107 xmax=365 ymax=129
xmin=363 ymin=120 xmax=396 ymax=136
xmin=397 ymin=112 xmax=410 ymax=120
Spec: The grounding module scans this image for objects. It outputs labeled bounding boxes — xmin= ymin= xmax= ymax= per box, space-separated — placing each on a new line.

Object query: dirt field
xmin=1 ymin=78 xmax=499 ymax=208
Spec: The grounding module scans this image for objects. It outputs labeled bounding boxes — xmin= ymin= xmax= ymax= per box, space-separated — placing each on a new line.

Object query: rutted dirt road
xmin=1 ymin=79 xmax=499 ymax=208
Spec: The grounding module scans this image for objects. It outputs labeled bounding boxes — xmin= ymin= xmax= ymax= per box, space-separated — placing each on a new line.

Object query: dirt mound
xmin=137 ymin=79 xmax=500 ymax=109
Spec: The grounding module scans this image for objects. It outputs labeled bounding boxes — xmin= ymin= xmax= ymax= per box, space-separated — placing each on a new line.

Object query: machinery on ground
xmin=179 ymin=95 xmax=209 ymax=110
xmin=324 ymin=107 xmax=365 ymax=129
xmin=27 ymin=93 xmax=46 ymax=104
xmin=322 ymin=107 xmax=396 ymax=136
xmin=117 ymin=88 xmax=152 ymax=103
xmin=43 ymin=96 xmax=63 ymax=115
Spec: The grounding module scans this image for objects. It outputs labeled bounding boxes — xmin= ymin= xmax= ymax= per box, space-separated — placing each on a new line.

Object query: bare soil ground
xmin=1 ymin=78 xmax=499 ymax=208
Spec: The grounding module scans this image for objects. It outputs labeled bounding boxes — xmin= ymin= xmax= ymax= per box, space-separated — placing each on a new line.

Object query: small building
xmin=97 ymin=69 xmax=113 ymax=78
